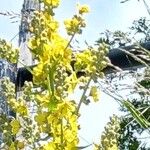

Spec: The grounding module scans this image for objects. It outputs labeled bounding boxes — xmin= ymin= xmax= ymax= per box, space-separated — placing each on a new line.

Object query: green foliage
xmin=96 ymin=30 xmax=131 ymax=48
xmin=138 ymin=68 xmax=150 ymax=89
xmin=119 ymin=117 xmax=141 ymax=150
xmin=130 ymin=17 xmax=150 ymax=42
xmin=0 ymin=39 xmax=18 ymax=63
xmin=96 ymin=9 xmax=150 ymax=149
xmin=119 ymin=98 xmax=150 ymax=149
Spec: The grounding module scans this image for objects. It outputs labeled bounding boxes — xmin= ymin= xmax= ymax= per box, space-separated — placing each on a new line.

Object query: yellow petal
xmin=90 ymin=86 xmax=100 ymax=102
xmin=10 ymin=119 xmax=21 ymax=135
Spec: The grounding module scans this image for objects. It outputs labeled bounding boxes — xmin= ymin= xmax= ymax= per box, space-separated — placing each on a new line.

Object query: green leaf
xmin=123 ymin=100 xmax=150 ymax=129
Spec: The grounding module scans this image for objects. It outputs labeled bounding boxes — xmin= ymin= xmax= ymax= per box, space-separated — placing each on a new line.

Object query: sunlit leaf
xmin=123 ymin=100 xmax=150 ymax=128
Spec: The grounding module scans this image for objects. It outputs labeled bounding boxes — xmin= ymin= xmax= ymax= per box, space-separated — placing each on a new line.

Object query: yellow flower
xmin=33 ymin=62 xmax=47 ymax=84
xmin=8 ymin=98 xmax=19 ymax=110
xmin=10 ymin=119 xmax=21 ymax=135
xmin=43 ymin=142 xmax=56 ymax=150
xmin=69 ymin=114 xmax=78 ymax=130
xmin=28 ymin=38 xmax=41 ymax=54
xmin=49 ymin=20 xmax=59 ymax=31
xmin=90 ymin=86 xmax=100 ymax=102
xmin=9 ymin=142 xmax=16 ymax=150
xmin=64 ymin=129 xmax=76 ymax=143
xmin=57 ymin=100 xmax=76 ymax=117
xmin=44 ymin=0 xmax=60 ymax=8
xmin=47 ymin=112 xmax=59 ymax=124
xmin=17 ymin=105 xmax=28 ymax=116
xmin=75 ymin=49 xmax=95 ymax=73
xmin=35 ymin=112 xmax=48 ymax=125
xmin=64 ymin=17 xmax=82 ymax=35
xmin=0 ymin=39 xmax=19 ymax=63
xmin=78 ymin=4 xmax=90 ymax=15
xmin=108 ymin=144 xmax=118 ymax=150
xmin=17 ymin=141 xmax=25 ymax=149
xmin=65 ymin=72 xmax=78 ymax=93
xmin=93 ymin=144 xmax=102 ymax=150
xmin=44 ymin=142 xmax=57 ymax=150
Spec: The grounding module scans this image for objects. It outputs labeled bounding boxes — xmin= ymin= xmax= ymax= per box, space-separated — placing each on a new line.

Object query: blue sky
xmin=0 ymin=0 xmax=149 ymax=149
xmin=0 ymin=0 xmax=23 ymax=45
xmin=0 ymin=0 xmax=149 ymax=46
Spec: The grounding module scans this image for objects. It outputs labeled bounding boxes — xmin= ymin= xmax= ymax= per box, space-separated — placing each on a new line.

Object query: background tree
xmin=95 ymin=6 xmax=150 ymax=148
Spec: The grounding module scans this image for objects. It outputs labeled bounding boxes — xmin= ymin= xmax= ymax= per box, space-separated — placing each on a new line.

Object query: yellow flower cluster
xmin=94 ymin=115 xmax=120 ymax=150
xmin=1 ymin=77 xmax=15 ymax=99
xmin=7 ymin=141 xmax=24 ymax=150
xmin=27 ymin=2 xmax=109 ymax=148
xmin=75 ymin=49 xmax=96 ymax=74
xmin=0 ymin=0 xmax=111 ymax=149
xmin=10 ymin=119 xmax=21 ymax=135
xmin=78 ymin=4 xmax=90 ymax=15
xmin=0 ymin=78 xmax=27 ymax=149
xmin=0 ymin=39 xmax=19 ymax=63
xmin=90 ymin=86 xmax=100 ymax=102
xmin=1 ymin=78 xmax=28 ymax=117
xmin=8 ymin=98 xmax=28 ymax=116
xmin=43 ymin=0 xmax=60 ymax=8
xmin=28 ymin=10 xmax=73 ymax=86
xmin=64 ymin=4 xmax=90 ymax=35
xmin=42 ymin=100 xmax=79 ymax=150
xmin=64 ymin=72 xmax=78 ymax=93
xmin=64 ymin=15 xmax=86 ymax=35
xmin=75 ymin=43 xmax=109 ymax=78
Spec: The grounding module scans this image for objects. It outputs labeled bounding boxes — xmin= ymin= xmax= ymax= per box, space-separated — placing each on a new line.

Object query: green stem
xmin=64 ymin=17 xmax=84 ymax=52
xmin=64 ymin=32 xmax=76 ymax=52
xmin=47 ymin=72 xmax=52 ymax=96
xmin=60 ymin=119 xmax=64 ymax=150
xmin=76 ymin=77 xmax=92 ymax=114
xmin=47 ymin=65 xmax=55 ymax=96
xmin=49 ymin=67 xmax=55 ymax=96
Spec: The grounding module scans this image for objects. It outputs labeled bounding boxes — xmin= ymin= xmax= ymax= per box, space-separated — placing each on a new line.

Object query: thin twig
xmin=76 ymin=77 xmax=92 ymax=114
